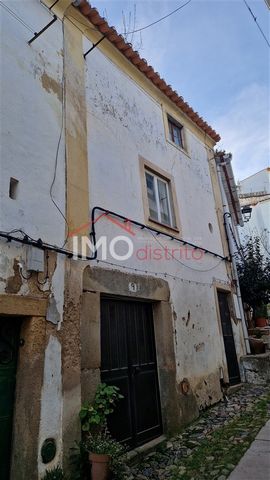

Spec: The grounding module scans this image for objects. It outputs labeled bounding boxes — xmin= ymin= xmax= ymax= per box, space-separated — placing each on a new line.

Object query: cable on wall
xmin=147 ymin=228 xmax=224 ymax=273
xmin=90 ymin=206 xmax=230 ymax=263
xmin=0 ymin=230 xmax=95 ymax=261
xmin=49 ymin=18 xmax=70 ymax=248
xmin=95 ymin=259 xmax=216 ymax=287
xmin=0 ymin=1 xmax=35 ymax=33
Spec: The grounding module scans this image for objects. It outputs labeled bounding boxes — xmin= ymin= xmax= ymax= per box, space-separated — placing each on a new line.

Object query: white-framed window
xmin=145 ymin=170 xmax=176 ymax=228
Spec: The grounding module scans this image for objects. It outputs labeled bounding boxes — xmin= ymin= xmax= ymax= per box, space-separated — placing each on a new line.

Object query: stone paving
xmin=124 ymin=384 xmax=270 ymax=480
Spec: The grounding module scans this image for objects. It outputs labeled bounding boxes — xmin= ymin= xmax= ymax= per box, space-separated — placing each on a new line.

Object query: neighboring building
xmin=238 ymin=168 xmax=270 ymax=256
xmin=0 ymin=1 xmax=248 ymax=478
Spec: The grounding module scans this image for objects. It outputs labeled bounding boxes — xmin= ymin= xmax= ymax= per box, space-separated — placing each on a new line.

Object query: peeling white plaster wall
xmin=47 ymin=254 xmax=65 ymax=326
xmin=0 ymin=1 xmax=65 ymax=313
xmin=0 ymin=0 xmax=66 ymax=277
xmin=38 ymin=335 xmax=63 ymax=478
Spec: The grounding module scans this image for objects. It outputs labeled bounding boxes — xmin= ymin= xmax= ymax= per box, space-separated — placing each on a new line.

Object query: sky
xmin=91 ymin=0 xmax=269 ymax=181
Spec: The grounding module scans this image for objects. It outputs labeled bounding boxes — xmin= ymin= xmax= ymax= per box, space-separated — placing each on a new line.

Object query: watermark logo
xmin=69 ymin=214 xmax=205 ymax=262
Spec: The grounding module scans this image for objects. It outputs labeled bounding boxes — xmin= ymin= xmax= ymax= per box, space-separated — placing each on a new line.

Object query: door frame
xmin=0 ymin=294 xmax=47 ymax=480
xmin=81 ymin=266 xmax=184 ymax=436
xmin=214 ymin=285 xmax=240 ymax=384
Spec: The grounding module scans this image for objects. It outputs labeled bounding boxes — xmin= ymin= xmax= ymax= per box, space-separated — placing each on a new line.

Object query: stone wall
xmin=240 ymin=353 xmax=270 ymax=384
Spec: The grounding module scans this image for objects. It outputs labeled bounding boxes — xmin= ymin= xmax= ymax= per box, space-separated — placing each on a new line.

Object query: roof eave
xmin=74 ymin=0 xmax=221 ymax=143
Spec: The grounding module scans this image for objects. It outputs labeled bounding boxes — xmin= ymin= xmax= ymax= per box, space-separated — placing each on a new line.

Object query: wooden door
xmin=101 ymin=298 xmax=162 ymax=448
xmin=218 ymin=292 xmax=241 ymax=385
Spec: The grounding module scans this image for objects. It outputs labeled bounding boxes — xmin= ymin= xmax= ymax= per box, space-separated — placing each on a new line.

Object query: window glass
xmin=145 ymin=170 xmax=176 ymax=228
xmin=146 ymin=172 xmax=158 ymax=221
xmin=168 ymin=117 xmax=183 ymax=148
xmin=157 ymin=179 xmax=170 ymax=225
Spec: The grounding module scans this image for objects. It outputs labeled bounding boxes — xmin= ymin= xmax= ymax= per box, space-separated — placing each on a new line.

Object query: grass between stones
xmin=170 ymin=392 xmax=270 ymax=480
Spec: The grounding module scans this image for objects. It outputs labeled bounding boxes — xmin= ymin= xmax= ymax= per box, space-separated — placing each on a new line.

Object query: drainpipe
xmin=216 ymin=162 xmax=251 ymax=354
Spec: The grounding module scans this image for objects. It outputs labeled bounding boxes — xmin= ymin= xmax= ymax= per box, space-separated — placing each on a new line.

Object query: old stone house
xmin=0 ymin=0 xmax=248 ymax=478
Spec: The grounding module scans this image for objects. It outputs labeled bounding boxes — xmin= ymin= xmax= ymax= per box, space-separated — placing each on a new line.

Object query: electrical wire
xmin=120 ymin=0 xmax=192 ymax=35
xmin=243 ymin=0 xmax=270 ymax=48
xmin=147 ymin=228 xmax=224 ymax=272
xmin=0 ymin=229 xmax=95 ymax=260
xmin=0 ymin=226 xmax=230 ymax=289
xmin=0 ymin=1 xmax=35 ymax=33
xmin=37 ymin=251 xmax=50 ymax=285
xmin=95 ymin=259 xmax=215 ymax=287
xmin=49 ymin=16 xmax=70 ymax=248
xmin=228 ymin=224 xmax=245 ymax=261
xmin=68 ymin=0 xmax=192 ymax=38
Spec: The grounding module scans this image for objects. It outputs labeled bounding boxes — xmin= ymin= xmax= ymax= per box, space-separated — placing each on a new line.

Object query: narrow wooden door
xmin=217 ymin=292 xmax=241 ymax=385
xmin=101 ymin=298 xmax=162 ymax=448
xmin=0 ymin=317 xmax=21 ymax=480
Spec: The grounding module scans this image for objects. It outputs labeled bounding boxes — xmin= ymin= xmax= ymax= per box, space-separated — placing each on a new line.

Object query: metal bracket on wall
xmin=84 ymin=35 xmax=106 ymax=58
xmin=28 ymin=15 xmax=57 ymax=45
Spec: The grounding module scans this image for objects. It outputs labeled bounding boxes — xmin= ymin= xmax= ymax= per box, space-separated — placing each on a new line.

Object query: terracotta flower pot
xmin=249 ymin=337 xmax=266 ymax=355
xmin=89 ymin=452 xmax=111 ymax=480
xmin=255 ymin=317 xmax=268 ymax=328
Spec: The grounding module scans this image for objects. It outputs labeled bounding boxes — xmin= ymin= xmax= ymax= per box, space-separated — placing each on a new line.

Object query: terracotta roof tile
xmin=76 ymin=0 xmax=221 ymax=142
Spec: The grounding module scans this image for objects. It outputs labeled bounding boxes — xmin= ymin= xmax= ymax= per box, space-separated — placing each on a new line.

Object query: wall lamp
xmin=241 ymin=206 xmax=252 ymax=223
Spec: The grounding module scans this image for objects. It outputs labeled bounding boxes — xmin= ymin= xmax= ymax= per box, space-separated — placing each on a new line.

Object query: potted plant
xmin=85 ymin=432 xmax=125 ymax=480
xmin=255 ymin=305 xmax=268 ymax=328
xmin=249 ymin=329 xmax=266 ymax=354
xmin=79 ymin=383 xmax=124 ymax=480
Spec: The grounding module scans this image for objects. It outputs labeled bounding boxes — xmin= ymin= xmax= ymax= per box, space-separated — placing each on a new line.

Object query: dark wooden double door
xmin=101 ymin=298 xmax=162 ymax=448
xmin=218 ymin=292 xmax=240 ymax=385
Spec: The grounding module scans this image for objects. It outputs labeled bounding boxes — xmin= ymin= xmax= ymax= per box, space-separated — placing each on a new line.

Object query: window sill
xmin=166 ymin=139 xmax=191 ymax=159
xmin=148 ymin=217 xmax=180 ymax=235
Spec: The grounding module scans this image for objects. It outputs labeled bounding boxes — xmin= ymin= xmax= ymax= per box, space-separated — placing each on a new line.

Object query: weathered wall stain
xmin=5 ymin=259 xmax=22 ymax=293
xmin=41 ymin=72 xmax=62 ymax=102
xmin=194 ymin=371 xmax=223 ymax=410
xmin=194 ymin=342 xmax=205 ymax=352
xmin=182 ymin=309 xmax=191 ymax=327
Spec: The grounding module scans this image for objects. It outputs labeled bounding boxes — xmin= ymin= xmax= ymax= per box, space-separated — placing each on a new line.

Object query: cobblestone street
xmin=125 ymin=385 xmax=270 ymax=480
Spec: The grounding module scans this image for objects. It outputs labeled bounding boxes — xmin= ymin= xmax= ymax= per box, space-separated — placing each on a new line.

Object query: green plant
xmin=255 ymin=304 xmax=268 ymax=318
xmin=79 ymin=383 xmax=123 ymax=434
xmin=42 ymin=466 xmax=66 ymax=480
xmin=85 ymin=432 xmax=127 ymax=479
xmin=236 ymin=237 xmax=270 ymax=320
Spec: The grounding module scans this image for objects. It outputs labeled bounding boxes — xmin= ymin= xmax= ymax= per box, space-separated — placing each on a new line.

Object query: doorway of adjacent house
xmin=217 ymin=292 xmax=241 ymax=385
xmin=100 ymin=298 xmax=162 ymax=448
xmin=0 ymin=317 xmax=21 ymax=480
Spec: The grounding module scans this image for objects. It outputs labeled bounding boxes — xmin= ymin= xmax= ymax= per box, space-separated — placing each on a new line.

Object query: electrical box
xmin=26 ymin=245 xmax=44 ymax=272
